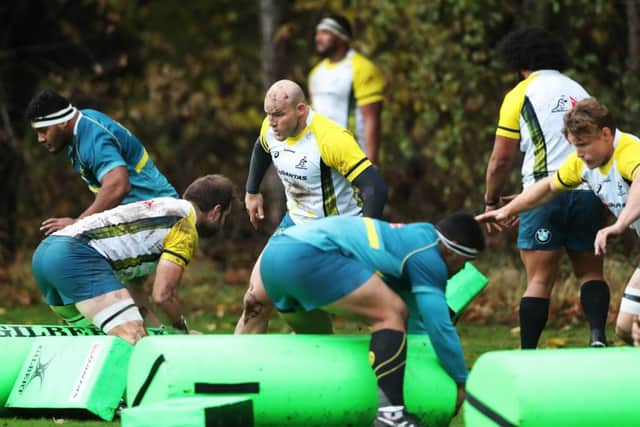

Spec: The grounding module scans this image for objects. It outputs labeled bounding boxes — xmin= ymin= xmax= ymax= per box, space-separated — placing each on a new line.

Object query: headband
xmin=436 ymin=230 xmax=479 ymax=259
xmin=31 ymin=104 xmax=77 ymax=128
xmin=317 ymin=17 xmax=351 ymax=41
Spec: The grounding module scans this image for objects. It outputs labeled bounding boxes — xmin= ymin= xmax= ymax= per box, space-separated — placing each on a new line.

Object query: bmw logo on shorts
xmin=534 ymin=228 xmax=552 ymax=244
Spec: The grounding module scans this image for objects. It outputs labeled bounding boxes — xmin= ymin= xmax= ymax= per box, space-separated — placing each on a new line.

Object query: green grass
xmin=0 ymin=254 xmax=628 ymax=426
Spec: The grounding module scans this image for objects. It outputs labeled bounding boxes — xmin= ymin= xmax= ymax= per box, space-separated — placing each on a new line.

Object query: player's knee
xmin=91 ymin=298 xmax=144 ymax=337
xmin=243 ymin=288 xmax=272 ymax=313
xmin=384 ymin=295 xmax=408 ymax=325
xmin=110 ymin=321 xmax=147 ymax=344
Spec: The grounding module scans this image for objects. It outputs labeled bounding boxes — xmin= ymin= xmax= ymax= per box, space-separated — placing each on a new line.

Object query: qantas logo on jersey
xmin=143 ymin=200 xmax=155 ymax=208
xmin=276 ymin=169 xmax=307 ymax=181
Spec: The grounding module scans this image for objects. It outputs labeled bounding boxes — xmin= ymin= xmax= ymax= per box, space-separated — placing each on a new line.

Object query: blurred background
xmin=1 ymin=0 xmax=639 ymax=326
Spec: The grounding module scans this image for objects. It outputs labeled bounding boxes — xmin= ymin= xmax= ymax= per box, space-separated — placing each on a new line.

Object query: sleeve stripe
xmin=555 ymin=171 xmax=571 ymax=188
xmin=631 ymin=163 xmax=640 ymax=179
xmin=498 ymin=125 xmax=519 ymax=133
xmin=163 ymin=249 xmax=189 ymax=265
xmin=345 ymin=157 xmax=369 ymax=179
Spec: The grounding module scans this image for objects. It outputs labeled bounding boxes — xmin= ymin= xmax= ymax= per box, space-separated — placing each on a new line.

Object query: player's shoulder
xmin=310 ymin=111 xmax=353 ymax=141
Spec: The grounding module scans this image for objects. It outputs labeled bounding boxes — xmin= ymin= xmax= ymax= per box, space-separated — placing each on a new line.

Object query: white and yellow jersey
xmin=496 ymin=70 xmax=589 ymax=189
xmin=308 ymin=49 xmax=384 ymax=148
xmin=554 ymin=130 xmax=640 ymax=235
xmin=54 ymin=197 xmax=198 ymax=280
xmin=259 ymin=109 xmax=371 ymax=224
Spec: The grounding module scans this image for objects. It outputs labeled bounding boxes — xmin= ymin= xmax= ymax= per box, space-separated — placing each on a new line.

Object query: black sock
xmin=369 ymin=329 xmax=407 ymax=407
xmin=519 ymin=297 xmax=549 ymax=349
xmin=580 ymin=280 xmax=610 ymax=343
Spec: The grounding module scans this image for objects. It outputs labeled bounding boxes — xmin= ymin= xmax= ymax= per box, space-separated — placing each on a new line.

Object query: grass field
xmin=0 ymin=252 xmax=628 ymax=426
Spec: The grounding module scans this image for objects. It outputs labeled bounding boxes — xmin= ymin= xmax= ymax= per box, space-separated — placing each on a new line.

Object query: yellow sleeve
xmin=553 ymin=153 xmax=584 ymax=190
xmin=352 ymin=53 xmax=385 ymax=106
xmin=613 ymin=133 xmax=640 ymax=180
xmin=495 ymin=83 xmax=526 ymax=140
xmin=259 ymin=118 xmax=271 ymax=152
xmin=313 ymin=115 xmax=372 ymax=182
xmin=160 ymin=209 xmax=198 ymax=267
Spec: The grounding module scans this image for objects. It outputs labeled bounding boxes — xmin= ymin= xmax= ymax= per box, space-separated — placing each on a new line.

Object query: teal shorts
xmin=260 ymin=235 xmax=374 ymax=313
xmin=518 ymin=190 xmax=603 ymax=251
xmin=32 ymin=236 xmax=124 ymax=306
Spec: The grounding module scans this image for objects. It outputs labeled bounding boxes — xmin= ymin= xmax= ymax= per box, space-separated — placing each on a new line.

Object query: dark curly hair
xmin=25 ymin=90 xmax=70 ymax=121
xmin=497 ymin=27 xmax=569 ymax=72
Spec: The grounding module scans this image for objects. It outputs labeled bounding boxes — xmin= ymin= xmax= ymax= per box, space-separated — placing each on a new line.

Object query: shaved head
xmin=263 ymin=80 xmax=308 ymax=140
xmin=265 ymin=80 xmax=306 ymax=107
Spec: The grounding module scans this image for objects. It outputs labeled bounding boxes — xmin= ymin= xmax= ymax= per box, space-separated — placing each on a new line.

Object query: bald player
xmin=235 ymin=79 xmax=388 ymax=334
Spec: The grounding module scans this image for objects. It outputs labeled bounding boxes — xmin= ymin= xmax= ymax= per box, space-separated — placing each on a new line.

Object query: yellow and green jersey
xmin=309 ymin=49 xmax=384 ymax=148
xmin=496 ymin=70 xmax=589 ymax=189
xmin=53 ymin=197 xmax=198 ymax=280
xmin=259 ymin=109 xmax=371 ymax=224
xmin=554 ymin=130 xmax=640 ymax=235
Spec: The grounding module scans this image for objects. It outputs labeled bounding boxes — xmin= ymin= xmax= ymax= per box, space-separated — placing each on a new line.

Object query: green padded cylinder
xmin=0 ymin=338 xmax=34 ymax=413
xmin=464 ymin=348 xmax=640 ymax=427
xmin=6 ymin=336 xmax=132 ymax=421
xmin=127 ymin=335 xmax=456 ymax=426
xmin=121 ymin=397 xmax=253 ymax=427
xmin=446 ymin=262 xmax=488 ymax=319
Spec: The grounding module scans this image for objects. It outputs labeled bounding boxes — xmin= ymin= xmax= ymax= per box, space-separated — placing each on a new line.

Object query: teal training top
xmin=281 ymin=215 xmax=468 ymax=383
xmin=68 ymin=109 xmax=178 ymax=204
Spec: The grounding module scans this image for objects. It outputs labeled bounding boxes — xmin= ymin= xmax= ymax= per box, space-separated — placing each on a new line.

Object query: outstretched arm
xmin=351 ymin=165 xmax=387 ymax=219
xmin=476 ymin=176 xmax=559 ymax=225
xmin=414 ymin=289 xmax=467 ymax=415
xmin=81 ymin=166 xmax=131 ymax=217
xmin=40 ymin=166 xmax=131 ymax=235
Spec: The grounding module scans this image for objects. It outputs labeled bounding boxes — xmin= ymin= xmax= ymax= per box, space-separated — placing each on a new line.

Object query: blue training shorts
xmin=517 ymin=190 xmax=603 ymax=251
xmin=260 ymin=235 xmax=374 ymax=313
xmin=32 ymin=236 xmax=124 ymax=306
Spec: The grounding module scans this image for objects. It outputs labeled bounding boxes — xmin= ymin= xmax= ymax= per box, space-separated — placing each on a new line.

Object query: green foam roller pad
xmin=6 ymin=336 xmax=132 ymax=421
xmin=464 ymin=347 xmax=640 ymax=427
xmin=446 ymin=262 xmax=488 ymax=318
xmin=127 ymin=334 xmax=456 ymax=426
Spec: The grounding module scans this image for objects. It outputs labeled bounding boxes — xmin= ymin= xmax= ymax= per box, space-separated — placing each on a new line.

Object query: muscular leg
xmin=324 ymin=274 xmax=408 ymax=409
xmin=616 ymin=269 xmax=640 ymax=344
xmin=76 ymin=288 xmax=147 ymax=345
xmin=126 ymin=275 xmax=162 ymax=327
xmin=568 ymin=251 xmax=608 ymax=346
xmin=519 ymin=250 xmax=561 ymax=349
xmin=234 ymin=254 xmax=274 ymax=334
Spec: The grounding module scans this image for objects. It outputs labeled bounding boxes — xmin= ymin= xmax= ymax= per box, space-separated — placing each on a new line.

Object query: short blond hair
xmin=563 ymin=97 xmax=615 ymax=139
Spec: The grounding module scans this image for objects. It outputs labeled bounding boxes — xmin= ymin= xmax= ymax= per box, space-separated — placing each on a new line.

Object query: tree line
xmin=0 ymin=0 xmax=638 ymax=267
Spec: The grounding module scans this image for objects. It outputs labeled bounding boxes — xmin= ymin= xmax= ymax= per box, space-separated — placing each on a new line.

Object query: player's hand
xmin=40 ymin=217 xmax=77 ymax=235
xmin=454 ymin=383 xmax=466 ymax=416
xmin=476 ymin=206 xmax=514 ymax=231
xmin=632 ymin=315 xmax=640 ymax=347
xmin=244 ymin=192 xmax=265 ymax=229
xmin=481 ymin=204 xmax=502 ymax=235
xmin=594 ymin=222 xmax=625 ymax=255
